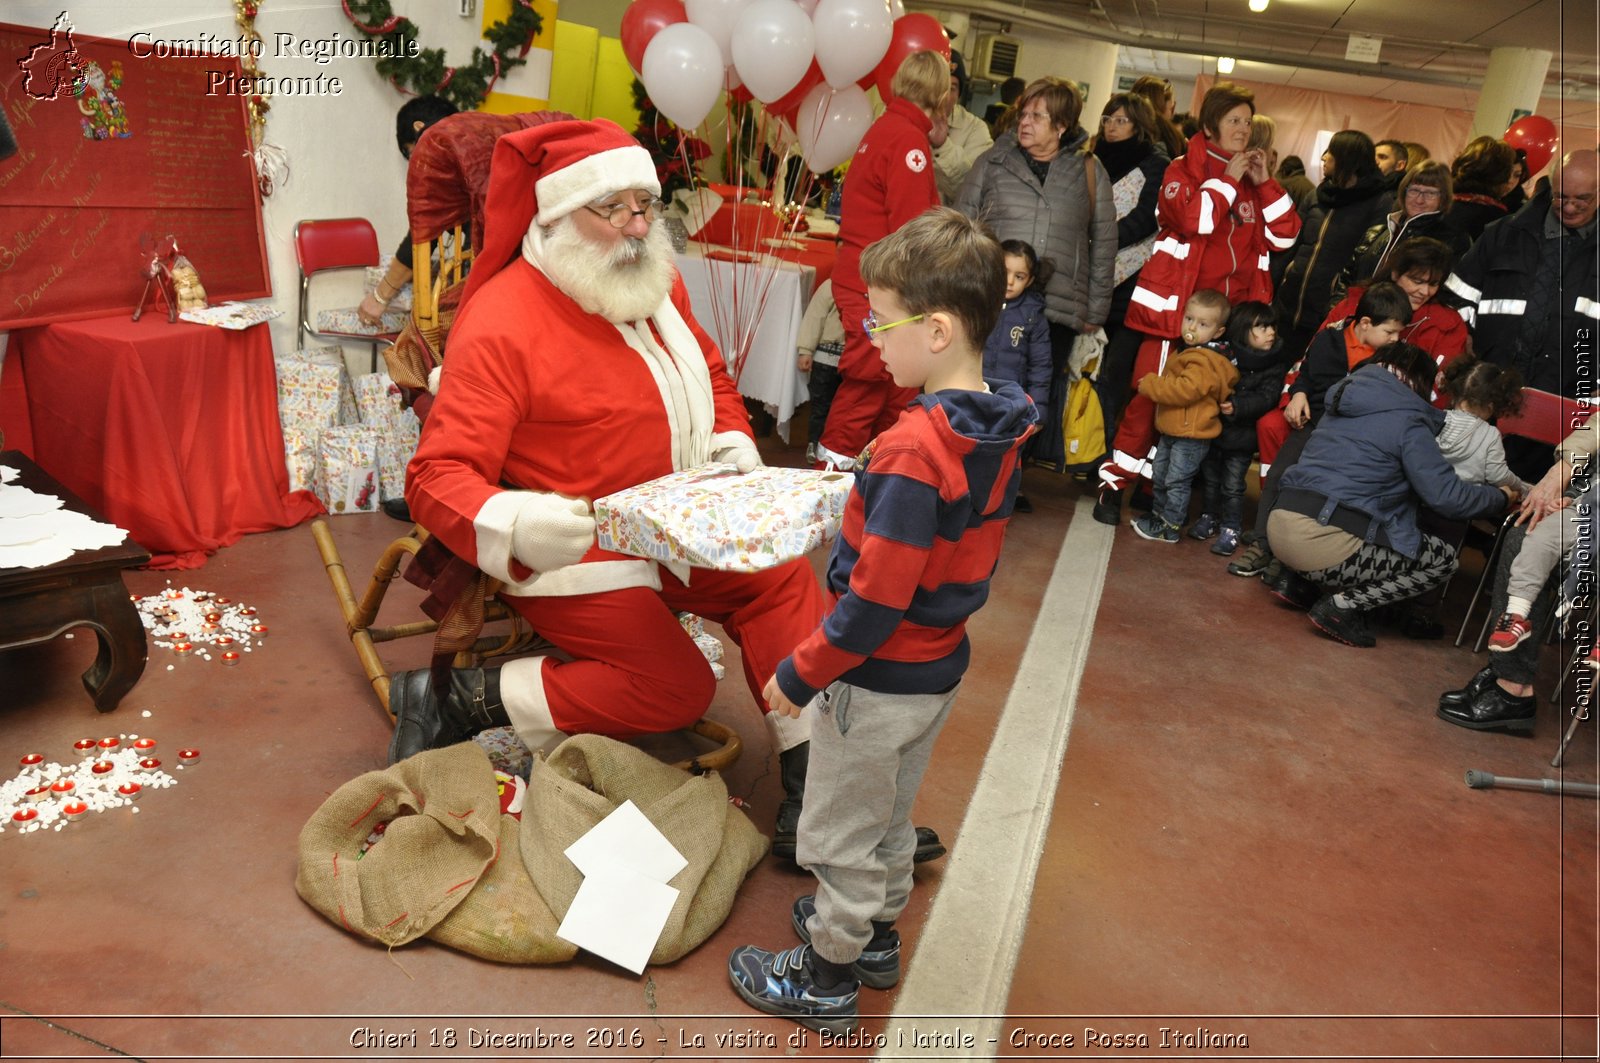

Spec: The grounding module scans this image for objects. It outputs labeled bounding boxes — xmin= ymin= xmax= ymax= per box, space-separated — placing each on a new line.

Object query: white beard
xmin=530 ymin=214 xmax=676 ymax=324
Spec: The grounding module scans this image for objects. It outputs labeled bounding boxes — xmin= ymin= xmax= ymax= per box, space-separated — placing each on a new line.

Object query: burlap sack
xmin=295 ymin=743 xmax=500 ymax=946
xmin=521 ymin=734 xmax=768 ymax=965
xmin=425 ymin=808 xmax=576 ymax=964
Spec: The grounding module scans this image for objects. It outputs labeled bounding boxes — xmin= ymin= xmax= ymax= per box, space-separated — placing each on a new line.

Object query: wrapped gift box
xmin=276 ymin=345 xmax=358 ymax=433
xmin=595 ymin=464 xmax=853 ymax=575
xmin=317 ymin=307 xmax=407 ymax=336
xmin=353 ymin=372 xmax=421 ymax=502
xmin=318 ymin=425 xmax=382 ymax=514
xmin=282 ymin=427 xmax=321 ymax=493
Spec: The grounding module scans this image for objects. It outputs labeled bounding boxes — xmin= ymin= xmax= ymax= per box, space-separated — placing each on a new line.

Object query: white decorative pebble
xmin=64 ymin=633 xmax=74 ymax=640
xmin=142 ymin=711 xmax=152 ymax=718
xmin=132 ymin=806 xmax=140 ymax=814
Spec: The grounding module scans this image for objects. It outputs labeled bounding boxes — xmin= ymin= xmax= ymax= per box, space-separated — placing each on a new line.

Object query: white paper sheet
xmin=0 ymin=485 xmax=65 ymax=520
xmin=0 ymin=508 xmax=128 ymax=569
xmin=0 ymin=465 xmax=17 ymax=483
xmin=556 ymin=867 xmax=679 ymax=975
xmin=563 ymin=799 xmax=688 ymax=883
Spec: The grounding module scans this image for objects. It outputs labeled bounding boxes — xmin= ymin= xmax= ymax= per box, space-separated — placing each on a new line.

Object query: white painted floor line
xmin=876 ymin=495 xmax=1114 ymax=1059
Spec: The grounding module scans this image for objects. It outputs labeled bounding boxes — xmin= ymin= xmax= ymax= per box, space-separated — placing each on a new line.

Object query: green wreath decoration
xmin=342 ymin=0 xmax=542 ymax=111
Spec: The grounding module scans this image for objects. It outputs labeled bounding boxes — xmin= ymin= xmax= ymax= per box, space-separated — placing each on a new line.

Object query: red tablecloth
xmin=0 ymin=316 xmax=323 ymax=569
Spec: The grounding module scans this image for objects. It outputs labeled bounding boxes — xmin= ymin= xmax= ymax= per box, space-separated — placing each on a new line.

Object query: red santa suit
xmin=816 ymin=97 xmax=941 ymax=467
xmin=405 ymin=120 xmax=822 ymax=753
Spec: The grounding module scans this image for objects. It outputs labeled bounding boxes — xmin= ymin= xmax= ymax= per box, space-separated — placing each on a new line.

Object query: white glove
xmin=510 ymin=493 xmax=594 ymax=574
xmin=711 ymin=435 xmax=762 ymax=473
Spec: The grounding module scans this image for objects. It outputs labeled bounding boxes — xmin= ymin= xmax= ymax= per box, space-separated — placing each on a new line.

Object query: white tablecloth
xmin=674 ymin=245 xmax=814 ymax=442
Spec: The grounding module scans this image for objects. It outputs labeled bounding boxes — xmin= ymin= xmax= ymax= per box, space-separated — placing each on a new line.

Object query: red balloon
xmin=872 ymin=14 xmax=952 ymax=102
xmin=765 ymin=60 xmax=823 ymax=129
xmin=1504 ymin=114 xmax=1559 ymax=176
xmin=621 ymin=0 xmax=688 ymax=75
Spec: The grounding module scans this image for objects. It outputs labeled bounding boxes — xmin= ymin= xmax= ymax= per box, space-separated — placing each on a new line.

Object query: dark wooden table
xmin=0 ymin=451 xmax=151 ymax=711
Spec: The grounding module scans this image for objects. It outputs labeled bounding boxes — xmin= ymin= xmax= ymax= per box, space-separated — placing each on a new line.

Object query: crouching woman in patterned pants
xmin=1264 ymin=343 xmax=1516 ymax=648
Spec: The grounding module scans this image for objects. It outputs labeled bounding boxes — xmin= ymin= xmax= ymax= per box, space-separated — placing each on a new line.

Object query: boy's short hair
xmin=1185 ymin=288 xmax=1231 ymax=322
xmin=1355 ymin=280 xmax=1413 ymax=327
xmin=860 ymin=207 xmax=1005 ymax=349
xmin=396 ymin=95 xmax=458 ymax=155
xmin=891 ymin=51 xmax=951 ymax=112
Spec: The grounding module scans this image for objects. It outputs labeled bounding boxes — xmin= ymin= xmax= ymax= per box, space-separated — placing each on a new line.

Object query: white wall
xmin=3 ymin=1 xmax=496 ymax=367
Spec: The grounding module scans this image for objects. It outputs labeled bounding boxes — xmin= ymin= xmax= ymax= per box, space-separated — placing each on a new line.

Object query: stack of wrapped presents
xmin=274 ymin=346 xmax=420 ymax=514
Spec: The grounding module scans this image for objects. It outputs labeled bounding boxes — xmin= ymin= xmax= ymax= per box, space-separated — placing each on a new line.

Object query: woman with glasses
xmin=953 ymin=76 xmax=1118 ymax=471
xmin=814 ymin=50 xmax=950 ymax=471
xmin=1085 ymin=92 xmax=1170 ymax=448
xmin=1333 ymin=161 xmax=1469 ymax=307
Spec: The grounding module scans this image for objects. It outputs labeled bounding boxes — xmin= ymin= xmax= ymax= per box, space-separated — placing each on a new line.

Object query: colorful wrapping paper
xmin=318 ymin=425 xmax=382 ymax=514
xmin=275 ymin=345 xmax=358 ymax=433
xmin=595 ymin=464 xmax=853 ymax=579
xmin=282 ymin=427 xmax=320 ymax=493
xmin=352 ymin=372 xmax=421 ymax=502
xmin=317 ymin=307 xmax=408 ymax=336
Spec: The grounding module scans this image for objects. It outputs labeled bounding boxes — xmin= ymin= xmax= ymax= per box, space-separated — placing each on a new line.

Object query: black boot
xmin=1439 ymin=666 xmax=1497 ymax=711
xmin=771 ymin=742 xmax=808 ymax=863
xmin=380 ymin=497 xmax=412 ymax=522
xmin=1437 ymin=680 xmax=1537 ymax=734
xmin=387 ymin=667 xmax=510 ymax=764
xmin=1091 ymin=488 xmax=1122 ymax=526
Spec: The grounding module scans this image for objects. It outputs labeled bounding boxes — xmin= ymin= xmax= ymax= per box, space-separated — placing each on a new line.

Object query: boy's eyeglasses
xmin=863 ymin=311 xmax=924 ymax=336
xmin=585 ymin=195 xmax=667 ymax=228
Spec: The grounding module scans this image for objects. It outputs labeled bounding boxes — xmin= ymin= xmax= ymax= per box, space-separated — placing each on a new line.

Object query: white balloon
xmin=795 ymin=0 xmax=821 ymax=13
xmin=811 ymin=0 xmax=893 ymax=88
xmin=889 ymin=0 xmax=905 ymax=16
xmin=685 ymin=0 xmax=754 ymax=66
xmin=731 ymin=0 xmax=816 ymax=104
xmin=796 ymin=83 xmax=873 ymax=173
xmin=642 ymin=23 xmax=726 ymax=130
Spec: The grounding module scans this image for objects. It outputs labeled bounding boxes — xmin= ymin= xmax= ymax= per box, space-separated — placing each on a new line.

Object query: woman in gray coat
xmin=954 ymin=76 xmax=1116 ymax=470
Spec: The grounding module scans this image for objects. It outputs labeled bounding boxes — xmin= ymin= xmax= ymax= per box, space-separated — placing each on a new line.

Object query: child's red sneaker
xmin=1487 ymin=613 xmax=1533 ymax=652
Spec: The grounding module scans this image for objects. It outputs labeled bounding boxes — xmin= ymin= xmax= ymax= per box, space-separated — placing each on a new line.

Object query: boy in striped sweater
xmin=728 ymin=208 xmax=1040 ymax=1032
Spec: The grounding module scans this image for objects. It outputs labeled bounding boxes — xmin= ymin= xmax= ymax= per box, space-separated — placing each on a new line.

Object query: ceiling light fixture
xmin=1217 ymin=56 xmax=1236 ymax=74
xmin=1249 ymin=0 xmax=1269 ymax=12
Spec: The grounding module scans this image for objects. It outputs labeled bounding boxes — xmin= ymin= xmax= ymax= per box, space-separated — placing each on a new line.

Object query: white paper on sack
xmin=557 ymin=800 xmax=688 ymax=974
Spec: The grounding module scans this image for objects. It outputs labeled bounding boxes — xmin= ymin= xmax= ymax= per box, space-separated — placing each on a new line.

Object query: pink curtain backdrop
xmin=1191 ymin=74 xmax=1476 ymax=180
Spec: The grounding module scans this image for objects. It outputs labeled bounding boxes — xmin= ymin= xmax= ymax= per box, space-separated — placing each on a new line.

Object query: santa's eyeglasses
xmin=585 ymin=194 xmax=667 ymax=228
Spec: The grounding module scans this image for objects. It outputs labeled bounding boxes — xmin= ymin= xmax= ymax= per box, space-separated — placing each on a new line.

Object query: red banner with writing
xmin=0 ymin=19 xmax=270 ymax=328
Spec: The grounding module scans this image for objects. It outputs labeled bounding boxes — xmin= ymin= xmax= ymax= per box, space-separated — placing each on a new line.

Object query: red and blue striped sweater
xmin=774 ymin=381 xmax=1039 ymax=705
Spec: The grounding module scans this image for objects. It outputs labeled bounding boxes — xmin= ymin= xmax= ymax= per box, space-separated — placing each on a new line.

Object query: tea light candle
xmin=24 ymin=785 xmax=50 ymax=803
xmin=50 ymin=778 xmax=76 ymax=794
xmin=62 ymin=801 xmax=88 ymax=820
xmin=12 ymin=808 xmax=38 ymax=824
xmin=200 ymin=622 xmax=220 ymax=635
xmin=172 ymin=641 xmax=194 ymax=655
xmin=132 ymin=738 xmax=157 ymax=755
xmin=239 ymin=606 xmax=257 ymax=617
xmin=164 ymin=589 xmax=184 ymax=600
xmin=73 ymin=738 xmax=98 ymax=757
xmin=168 ymin=631 xmax=189 ymax=642
xmin=138 ymin=757 xmax=162 ymax=772
xmin=90 ymin=761 xmax=114 ymax=776
xmin=215 ymin=597 xmax=232 ymax=606
xmin=249 ymin=624 xmax=269 ymax=639
xmin=204 ymin=611 xmax=222 ymax=623
xmin=97 ymin=737 xmax=121 ymax=752
xmin=214 ymin=636 xmax=236 ymax=648
xmin=129 ymin=594 xmax=143 ymax=603
xmin=177 ymin=748 xmax=201 ymax=765
xmin=117 ymin=782 xmax=142 ymax=799
xmin=220 ymin=651 xmax=241 ymax=666
xmin=19 ymin=753 xmax=43 ymax=767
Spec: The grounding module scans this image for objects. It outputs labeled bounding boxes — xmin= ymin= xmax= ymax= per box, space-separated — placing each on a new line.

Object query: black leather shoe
xmin=1439 ymin=666 xmax=1497 ymax=711
xmin=1437 ymin=681 xmax=1537 ymax=734
xmin=1091 ymin=489 xmax=1122 ymax=525
xmin=387 ymin=667 xmax=509 ymax=764
xmin=1267 ymin=569 xmax=1319 ymax=611
xmin=380 ymin=496 xmax=412 ymax=522
xmin=912 ymin=825 xmax=946 ymax=863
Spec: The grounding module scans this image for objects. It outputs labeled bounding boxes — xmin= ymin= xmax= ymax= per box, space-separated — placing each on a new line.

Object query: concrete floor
xmin=1 ymin=437 xmax=1595 ymax=1062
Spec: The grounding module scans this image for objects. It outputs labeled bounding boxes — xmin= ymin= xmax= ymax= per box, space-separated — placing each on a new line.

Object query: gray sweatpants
xmin=797 ymin=680 xmax=959 ymax=966
xmin=1508 ymin=506 xmax=1586 ymax=604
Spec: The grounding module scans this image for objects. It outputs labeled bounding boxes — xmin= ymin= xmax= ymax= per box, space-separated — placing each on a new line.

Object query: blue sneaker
xmin=728 ymin=943 xmax=859 ymax=1033
xmin=1187 ymin=513 xmax=1220 ymax=540
xmin=790 ymin=895 xmax=901 ymax=989
xmin=1131 ymin=512 xmax=1178 ymax=543
xmin=1211 ymin=526 xmax=1241 ymax=556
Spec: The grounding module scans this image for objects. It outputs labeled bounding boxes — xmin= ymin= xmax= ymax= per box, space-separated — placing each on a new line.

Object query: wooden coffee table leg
xmin=81 ymin=580 xmax=149 ymax=712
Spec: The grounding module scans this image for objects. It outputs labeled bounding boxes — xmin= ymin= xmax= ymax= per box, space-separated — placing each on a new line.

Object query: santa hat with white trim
xmin=463 ymin=118 xmax=661 ymax=306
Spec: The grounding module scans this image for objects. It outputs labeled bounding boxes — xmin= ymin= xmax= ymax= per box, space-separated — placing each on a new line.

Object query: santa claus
xmin=389 ymin=119 xmax=825 ymax=858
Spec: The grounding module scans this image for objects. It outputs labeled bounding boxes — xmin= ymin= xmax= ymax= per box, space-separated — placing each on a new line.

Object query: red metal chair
xmin=1455 ymin=389 xmax=1593 ymax=649
xmin=293 ymin=217 xmax=400 ymax=372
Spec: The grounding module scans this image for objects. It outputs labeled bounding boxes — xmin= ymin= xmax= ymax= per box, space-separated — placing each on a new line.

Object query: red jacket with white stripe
xmin=1124 ymin=131 xmax=1301 ymax=337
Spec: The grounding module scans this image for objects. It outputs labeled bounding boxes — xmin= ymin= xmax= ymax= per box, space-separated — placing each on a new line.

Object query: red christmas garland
xmin=340 ymin=0 xmax=541 ymax=109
